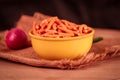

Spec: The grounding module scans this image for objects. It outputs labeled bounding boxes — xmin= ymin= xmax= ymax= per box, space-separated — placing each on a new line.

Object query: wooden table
xmin=0 ymin=29 xmax=120 ymax=80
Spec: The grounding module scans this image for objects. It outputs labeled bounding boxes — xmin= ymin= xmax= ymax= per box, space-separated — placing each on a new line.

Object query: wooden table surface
xmin=0 ymin=28 xmax=120 ymax=80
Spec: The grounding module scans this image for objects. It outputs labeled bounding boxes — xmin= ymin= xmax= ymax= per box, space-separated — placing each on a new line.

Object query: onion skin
xmin=5 ymin=28 xmax=30 ymax=50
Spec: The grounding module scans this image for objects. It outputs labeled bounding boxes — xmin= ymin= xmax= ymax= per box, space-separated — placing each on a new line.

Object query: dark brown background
xmin=0 ymin=0 xmax=120 ymax=30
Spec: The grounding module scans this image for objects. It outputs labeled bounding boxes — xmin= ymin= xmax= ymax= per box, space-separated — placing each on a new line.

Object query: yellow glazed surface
xmin=29 ymin=28 xmax=95 ymax=60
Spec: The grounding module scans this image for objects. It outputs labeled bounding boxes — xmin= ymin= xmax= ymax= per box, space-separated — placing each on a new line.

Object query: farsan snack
xmin=32 ymin=17 xmax=92 ymax=38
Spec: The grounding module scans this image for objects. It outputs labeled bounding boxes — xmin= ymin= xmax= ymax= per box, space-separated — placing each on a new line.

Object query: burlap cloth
xmin=0 ymin=12 xmax=120 ymax=69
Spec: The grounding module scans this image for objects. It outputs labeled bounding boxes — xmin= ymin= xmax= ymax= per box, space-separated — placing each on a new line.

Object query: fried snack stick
xmin=33 ymin=17 xmax=92 ymax=38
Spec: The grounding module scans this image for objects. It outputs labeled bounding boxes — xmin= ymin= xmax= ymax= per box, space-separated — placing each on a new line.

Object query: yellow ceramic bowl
xmin=29 ymin=28 xmax=95 ymax=60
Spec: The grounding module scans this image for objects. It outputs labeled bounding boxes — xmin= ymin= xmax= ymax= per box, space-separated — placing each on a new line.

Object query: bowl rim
xmin=29 ymin=27 xmax=95 ymax=41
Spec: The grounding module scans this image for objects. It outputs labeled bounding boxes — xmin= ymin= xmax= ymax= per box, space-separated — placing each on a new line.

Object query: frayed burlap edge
xmin=0 ymin=45 xmax=119 ymax=69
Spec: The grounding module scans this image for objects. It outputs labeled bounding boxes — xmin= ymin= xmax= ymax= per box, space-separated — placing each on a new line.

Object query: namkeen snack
xmin=29 ymin=17 xmax=94 ymax=60
xmin=32 ymin=17 xmax=92 ymax=38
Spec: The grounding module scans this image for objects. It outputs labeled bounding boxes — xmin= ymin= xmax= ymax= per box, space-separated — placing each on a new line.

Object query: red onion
xmin=5 ymin=28 xmax=30 ymax=50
